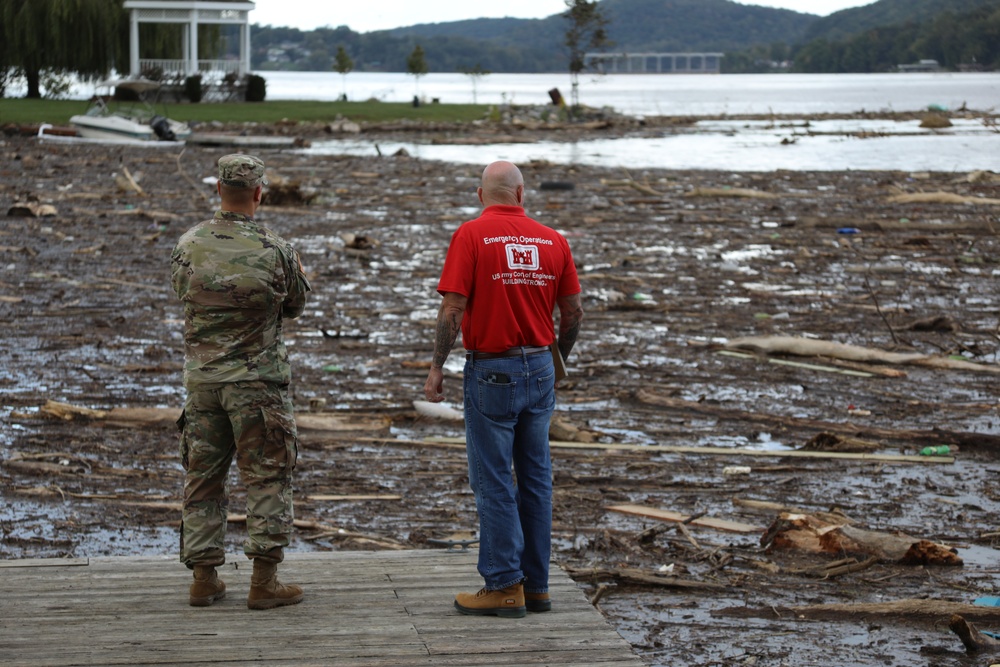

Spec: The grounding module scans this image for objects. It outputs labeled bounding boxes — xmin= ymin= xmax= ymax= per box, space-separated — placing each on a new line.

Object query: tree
xmin=462 ymin=63 xmax=490 ymax=104
xmin=562 ymin=0 xmax=611 ymax=111
xmin=333 ymin=45 xmax=353 ymax=100
xmin=406 ymin=44 xmax=428 ymax=98
xmin=1 ymin=0 xmax=127 ymax=98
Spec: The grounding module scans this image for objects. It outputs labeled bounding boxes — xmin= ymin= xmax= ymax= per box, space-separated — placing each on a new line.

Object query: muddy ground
xmin=3 ymin=117 xmax=1000 ymax=666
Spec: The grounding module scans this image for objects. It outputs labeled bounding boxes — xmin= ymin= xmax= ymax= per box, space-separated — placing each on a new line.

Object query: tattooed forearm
xmin=431 ymin=293 xmax=468 ymax=368
xmin=556 ymin=293 xmax=584 ymax=361
xmin=432 ymin=311 xmax=462 ymax=368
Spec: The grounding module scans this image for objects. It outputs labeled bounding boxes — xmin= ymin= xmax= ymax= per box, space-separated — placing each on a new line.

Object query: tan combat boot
xmin=247 ymin=559 xmax=304 ymax=610
xmin=454 ymin=584 xmax=526 ymax=618
xmin=189 ymin=564 xmax=226 ymax=607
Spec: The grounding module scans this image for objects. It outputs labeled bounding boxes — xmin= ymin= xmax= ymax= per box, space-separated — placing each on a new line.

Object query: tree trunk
xmin=25 ymin=68 xmax=41 ymax=98
xmin=761 ymin=512 xmax=963 ymax=566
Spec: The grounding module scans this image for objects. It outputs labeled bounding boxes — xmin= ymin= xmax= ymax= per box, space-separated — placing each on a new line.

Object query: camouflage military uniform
xmin=171 ymin=159 xmax=310 ymax=569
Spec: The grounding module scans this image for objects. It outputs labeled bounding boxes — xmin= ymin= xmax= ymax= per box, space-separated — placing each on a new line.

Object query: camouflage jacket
xmin=171 ymin=211 xmax=310 ymax=388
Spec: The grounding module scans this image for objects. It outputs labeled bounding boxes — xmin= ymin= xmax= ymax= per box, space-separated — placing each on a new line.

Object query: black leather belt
xmin=467 ymin=345 xmax=550 ymax=360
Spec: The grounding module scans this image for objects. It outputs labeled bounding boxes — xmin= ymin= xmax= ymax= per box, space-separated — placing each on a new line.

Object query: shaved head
xmin=479 ymin=161 xmax=524 ymax=206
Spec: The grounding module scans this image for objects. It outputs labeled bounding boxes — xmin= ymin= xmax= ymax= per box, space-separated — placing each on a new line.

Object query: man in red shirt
xmin=424 ymin=160 xmax=584 ymax=618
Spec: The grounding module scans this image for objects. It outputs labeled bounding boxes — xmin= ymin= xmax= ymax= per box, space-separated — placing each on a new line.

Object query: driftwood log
xmin=723 ymin=335 xmax=1000 ymax=374
xmin=949 ymin=614 xmax=1000 ymax=654
xmin=761 ymin=512 xmax=962 ymax=566
xmin=635 ymin=389 xmax=1000 ymax=452
xmin=715 ymin=599 xmax=1000 ymax=623
xmin=30 ymin=401 xmax=390 ymax=433
xmin=565 ymin=566 xmax=728 ymax=591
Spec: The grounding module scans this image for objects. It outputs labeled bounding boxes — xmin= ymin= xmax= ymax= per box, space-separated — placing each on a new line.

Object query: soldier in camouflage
xmin=171 ymin=154 xmax=311 ymax=610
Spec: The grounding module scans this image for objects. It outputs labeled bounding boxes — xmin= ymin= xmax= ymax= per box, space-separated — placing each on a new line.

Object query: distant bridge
xmin=584 ymin=52 xmax=724 ymax=74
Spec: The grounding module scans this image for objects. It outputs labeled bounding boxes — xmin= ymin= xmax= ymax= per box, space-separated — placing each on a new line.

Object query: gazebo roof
xmin=123 ymin=1 xmax=255 ymax=9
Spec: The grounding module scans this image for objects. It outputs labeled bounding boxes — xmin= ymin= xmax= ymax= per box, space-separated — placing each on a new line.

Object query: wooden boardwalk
xmin=0 ymin=550 xmax=643 ymax=666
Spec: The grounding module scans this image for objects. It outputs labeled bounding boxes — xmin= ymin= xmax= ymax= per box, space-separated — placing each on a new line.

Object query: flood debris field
xmin=3 ymin=121 xmax=1000 ymax=666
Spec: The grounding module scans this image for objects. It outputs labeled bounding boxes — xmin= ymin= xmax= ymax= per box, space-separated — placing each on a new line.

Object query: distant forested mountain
xmin=597 ymin=0 xmax=813 ymax=51
xmin=253 ymin=0 xmax=814 ymax=73
xmin=387 ymin=0 xmax=815 ymax=56
xmin=792 ymin=2 xmax=1000 ymax=72
xmin=802 ymin=0 xmax=1000 ymax=42
xmin=249 ymin=0 xmax=1000 ymax=75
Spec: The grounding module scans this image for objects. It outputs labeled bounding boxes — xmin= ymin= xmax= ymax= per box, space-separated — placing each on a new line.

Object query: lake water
xmin=258 ymin=71 xmax=1000 ymax=171
xmin=59 ymin=71 xmax=1000 ymax=171
xmin=264 ymin=71 xmax=1000 ymax=117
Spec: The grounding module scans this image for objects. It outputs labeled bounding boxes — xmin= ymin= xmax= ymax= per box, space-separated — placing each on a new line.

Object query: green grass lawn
xmin=0 ymin=98 xmax=492 ymax=126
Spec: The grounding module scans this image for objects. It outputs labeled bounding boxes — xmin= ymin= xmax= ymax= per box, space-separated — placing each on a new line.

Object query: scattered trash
xmin=974 ymin=597 xmax=1000 ymax=607
xmin=723 ymin=466 xmax=751 ymax=476
xmin=837 ymin=227 xmax=861 ymax=235
xmin=920 ymin=445 xmax=951 ymax=456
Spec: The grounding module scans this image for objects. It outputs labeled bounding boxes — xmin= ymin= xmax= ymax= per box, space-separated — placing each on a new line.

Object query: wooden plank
xmin=0 ymin=557 xmax=90 ymax=568
xmin=0 ymin=550 xmax=643 ymax=667
xmin=606 ymin=504 xmax=763 ymax=533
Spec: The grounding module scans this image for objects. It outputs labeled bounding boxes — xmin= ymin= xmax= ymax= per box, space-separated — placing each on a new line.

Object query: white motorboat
xmin=70 ymin=79 xmax=191 ymax=142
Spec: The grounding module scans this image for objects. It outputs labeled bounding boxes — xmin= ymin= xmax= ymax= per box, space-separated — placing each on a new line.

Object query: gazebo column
xmin=241 ymin=21 xmax=251 ymax=75
xmin=129 ymin=12 xmax=140 ymax=76
xmin=188 ymin=12 xmax=199 ymax=75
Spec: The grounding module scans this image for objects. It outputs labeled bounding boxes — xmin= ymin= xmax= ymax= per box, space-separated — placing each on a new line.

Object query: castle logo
xmin=505 ymin=244 xmax=539 ymax=271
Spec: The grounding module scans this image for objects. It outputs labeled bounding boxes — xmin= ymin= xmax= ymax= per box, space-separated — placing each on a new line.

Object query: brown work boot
xmin=247 ymin=559 xmax=304 ymax=610
xmin=454 ymin=584 xmax=526 ymax=618
xmin=525 ymin=591 xmax=552 ymax=613
xmin=189 ymin=565 xmax=226 ymax=607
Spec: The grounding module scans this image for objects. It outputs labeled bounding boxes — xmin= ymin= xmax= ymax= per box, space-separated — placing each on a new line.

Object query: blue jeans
xmin=463 ymin=350 xmax=556 ymax=593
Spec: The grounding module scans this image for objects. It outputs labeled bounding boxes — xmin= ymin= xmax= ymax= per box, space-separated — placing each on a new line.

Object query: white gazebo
xmin=122 ymin=0 xmax=255 ymax=78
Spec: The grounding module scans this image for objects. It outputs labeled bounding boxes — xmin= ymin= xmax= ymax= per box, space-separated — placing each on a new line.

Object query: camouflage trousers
xmin=178 ymin=381 xmax=298 ymax=568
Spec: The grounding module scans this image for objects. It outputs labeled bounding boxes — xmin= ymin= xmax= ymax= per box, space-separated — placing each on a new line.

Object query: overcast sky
xmin=250 ymin=1 xmax=878 ymax=33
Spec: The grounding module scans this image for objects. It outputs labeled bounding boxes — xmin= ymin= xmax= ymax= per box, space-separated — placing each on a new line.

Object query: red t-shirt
xmin=437 ymin=205 xmax=581 ymax=353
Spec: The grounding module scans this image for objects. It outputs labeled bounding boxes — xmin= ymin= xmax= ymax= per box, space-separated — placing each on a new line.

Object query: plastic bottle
xmin=919 ymin=445 xmax=951 ymax=456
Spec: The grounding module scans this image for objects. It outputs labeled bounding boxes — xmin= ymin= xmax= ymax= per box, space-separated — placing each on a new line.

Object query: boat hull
xmin=70 ymin=114 xmax=191 ymax=142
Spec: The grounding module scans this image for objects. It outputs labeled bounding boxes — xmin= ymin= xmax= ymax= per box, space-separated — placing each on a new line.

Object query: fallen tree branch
xmin=949 ymin=614 xmax=1000 ymax=654
xmin=565 ymin=566 xmax=728 ymax=590
xmin=714 ymin=599 xmax=1000 ymax=622
xmin=723 ymin=335 xmax=1000 ymax=374
xmin=784 ymin=556 xmax=878 ymax=579
xmin=608 ymin=504 xmax=762 ymax=534
xmin=635 ymin=389 xmax=1000 ymax=452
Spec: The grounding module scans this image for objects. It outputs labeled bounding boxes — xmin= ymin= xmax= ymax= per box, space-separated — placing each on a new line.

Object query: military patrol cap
xmin=218 ymin=154 xmax=267 ymax=187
